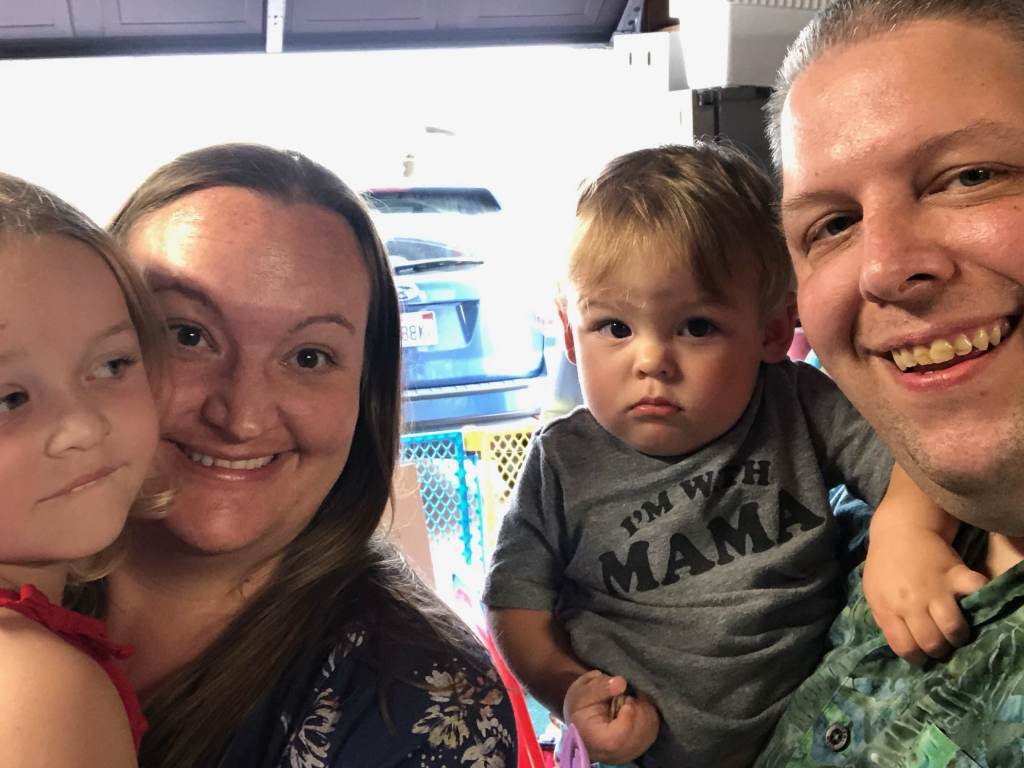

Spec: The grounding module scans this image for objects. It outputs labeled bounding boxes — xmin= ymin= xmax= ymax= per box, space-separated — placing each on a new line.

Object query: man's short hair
xmin=567 ymin=142 xmax=792 ymax=314
xmin=767 ymin=0 xmax=1024 ymax=169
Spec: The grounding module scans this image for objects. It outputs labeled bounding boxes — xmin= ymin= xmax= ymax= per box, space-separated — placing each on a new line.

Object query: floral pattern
xmin=278 ymin=633 xmax=516 ymax=768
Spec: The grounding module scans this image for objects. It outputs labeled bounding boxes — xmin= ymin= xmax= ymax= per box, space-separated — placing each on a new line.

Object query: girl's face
xmin=0 ymin=235 xmax=159 ymax=564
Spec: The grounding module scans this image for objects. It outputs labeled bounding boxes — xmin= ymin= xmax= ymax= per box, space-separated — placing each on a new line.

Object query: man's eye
xmin=293 ymin=348 xmax=333 ymax=369
xmin=0 ymin=390 xmax=28 ymax=413
xmin=682 ymin=318 xmax=715 ymax=338
xmin=807 ymin=213 xmax=860 ymax=245
xmin=956 ymin=168 xmax=993 ymax=187
xmin=598 ymin=321 xmax=631 ymax=339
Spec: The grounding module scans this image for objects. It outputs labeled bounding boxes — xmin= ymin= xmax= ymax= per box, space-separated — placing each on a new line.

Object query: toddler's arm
xmin=863 ymin=464 xmax=988 ymax=664
xmin=486 ymin=607 xmax=659 ymax=763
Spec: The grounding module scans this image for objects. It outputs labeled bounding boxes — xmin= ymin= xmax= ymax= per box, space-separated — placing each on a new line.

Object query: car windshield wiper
xmin=392 ymin=258 xmax=484 ymax=274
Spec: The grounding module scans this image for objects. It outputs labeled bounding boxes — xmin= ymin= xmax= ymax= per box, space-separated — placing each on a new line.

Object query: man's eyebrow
xmin=289 ymin=314 xmax=357 ymax=335
xmin=910 ymin=119 xmax=1023 ymax=163
xmin=782 ymin=120 xmax=1021 ymax=217
xmin=147 ymin=271 xmax=224 ymax=322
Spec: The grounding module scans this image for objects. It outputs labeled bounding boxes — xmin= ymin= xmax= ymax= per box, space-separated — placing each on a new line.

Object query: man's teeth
xmin=891 ymin=321 xmax=1008 ymax=371
xmin=186 ymin=450 xmax=275 ymax=470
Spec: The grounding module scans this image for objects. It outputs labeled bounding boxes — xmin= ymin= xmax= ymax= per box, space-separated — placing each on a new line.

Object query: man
xmin=757 ymin=1 xmax=1024 ymax=765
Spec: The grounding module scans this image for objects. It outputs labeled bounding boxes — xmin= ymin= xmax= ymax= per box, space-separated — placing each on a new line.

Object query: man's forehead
xmin=779 ymin=20 xmax=1024 ymax=197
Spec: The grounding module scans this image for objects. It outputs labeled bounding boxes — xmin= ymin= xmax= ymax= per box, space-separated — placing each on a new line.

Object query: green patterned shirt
xmin=757 ymin=528 xmax=1024 ymax=767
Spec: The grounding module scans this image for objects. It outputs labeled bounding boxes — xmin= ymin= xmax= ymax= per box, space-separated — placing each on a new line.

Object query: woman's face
xmin=124 ymin=187 xmax=370 ymax=561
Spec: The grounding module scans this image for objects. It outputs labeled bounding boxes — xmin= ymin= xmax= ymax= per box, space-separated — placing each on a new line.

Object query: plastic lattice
xmin=399 ymin=431 xmax=482 ymax=570
xmin=463 ymin=422 xmax=537 ymax=562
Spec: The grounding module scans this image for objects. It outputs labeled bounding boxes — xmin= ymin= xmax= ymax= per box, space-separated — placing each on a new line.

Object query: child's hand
xmin=864 ymin=528 xmax=987 ymax=665
xmin=562 ymin=669 xmax=659 ymax=763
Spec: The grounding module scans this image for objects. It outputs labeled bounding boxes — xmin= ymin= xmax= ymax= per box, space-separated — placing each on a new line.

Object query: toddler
xmin=483 ymin=144 xmax=980 ymax=767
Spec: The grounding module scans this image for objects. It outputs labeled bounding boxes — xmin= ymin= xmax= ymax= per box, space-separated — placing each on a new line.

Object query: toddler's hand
xmin=864 ymin=529 xmax=987 ymax=665
xmin=562 ymin=669 xmax=659 ymax=764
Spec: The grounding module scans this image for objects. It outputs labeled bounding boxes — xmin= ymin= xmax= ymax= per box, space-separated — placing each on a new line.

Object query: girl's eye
xmin=0 ymin=390 xmax=28 ymax=413
xmin=170 ymin=324 xmax=209 ymax=349
xmin=682 ymin=318 xmax=716 ymax=338
xmin=293 ymin=348 xmax=334 ymax=370
xmin=598 ymin=320 xmax=631 ymax=339
xmin=93 ymin=356 xmax=138 ymax=380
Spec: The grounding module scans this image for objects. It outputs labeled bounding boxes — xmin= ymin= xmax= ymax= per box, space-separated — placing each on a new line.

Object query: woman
xmin=91 ymin=143 xmax=516 ymax=767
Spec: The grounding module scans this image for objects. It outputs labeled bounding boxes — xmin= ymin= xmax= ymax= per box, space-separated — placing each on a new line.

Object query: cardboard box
xmin=383 ymin=463 xmax=435 ymax=589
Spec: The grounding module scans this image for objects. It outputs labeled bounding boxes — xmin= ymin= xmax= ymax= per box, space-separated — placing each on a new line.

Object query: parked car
xmin=364 ymin=186 xmax=551 ymax=431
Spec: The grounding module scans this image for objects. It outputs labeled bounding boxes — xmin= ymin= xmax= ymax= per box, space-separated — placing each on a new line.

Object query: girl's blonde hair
xmin=0 ymin=172 xmax=170 ymax=581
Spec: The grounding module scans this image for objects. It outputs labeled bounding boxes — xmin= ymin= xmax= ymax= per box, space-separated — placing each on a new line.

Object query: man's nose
xmin=859 ymin=205 xmax=956 ymax=306
xmin=199 ymin=359 xmax=279 ymax=442
xmin=45 ymin=392 xmax=112 ymax=456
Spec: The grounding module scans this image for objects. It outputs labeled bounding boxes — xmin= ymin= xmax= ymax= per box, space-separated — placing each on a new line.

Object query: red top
xmin=0 ymin=584 xmax=147 ymax=751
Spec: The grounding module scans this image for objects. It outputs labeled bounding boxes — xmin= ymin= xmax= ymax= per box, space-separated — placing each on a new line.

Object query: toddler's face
xmin=561 ymin=262 xmax=792 ymax=457
xmin=0 ymin=235 xmax=159 ymax=564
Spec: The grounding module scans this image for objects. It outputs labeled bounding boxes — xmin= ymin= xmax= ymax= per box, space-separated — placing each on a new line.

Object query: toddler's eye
xmin=598 ymin=320 xmax=631 ymax=339
xmin=0 ymin=390 xmax=28 ymax=413
xmin=682 ymin=318 xmax=716 ymax=338
xmin=293 ymin=348 xmax=333 ymax=370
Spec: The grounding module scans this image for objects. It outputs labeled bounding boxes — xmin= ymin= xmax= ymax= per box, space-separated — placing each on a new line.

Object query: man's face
xmin=780 ymin=20 xmax=1024 ymax=532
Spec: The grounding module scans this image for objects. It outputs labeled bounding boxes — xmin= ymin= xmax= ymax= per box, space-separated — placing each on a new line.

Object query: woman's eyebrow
xmin=148 ymin=272 xmax=225 ymax=322
xmin=288 ymin=314 xmax=356 ymax=335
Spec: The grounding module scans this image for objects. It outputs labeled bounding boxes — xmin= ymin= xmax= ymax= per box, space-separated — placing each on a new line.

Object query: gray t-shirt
xmin=483 ymin=360 xmax=892 ymax=767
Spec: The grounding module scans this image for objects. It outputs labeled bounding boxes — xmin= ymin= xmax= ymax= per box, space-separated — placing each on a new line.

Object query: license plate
xmin=401 ymin=310 xmax=439 ymax=347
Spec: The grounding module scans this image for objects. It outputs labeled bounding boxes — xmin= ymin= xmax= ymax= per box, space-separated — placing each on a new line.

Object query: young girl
xmin=0 ymin=172 xmax=166 ymax=766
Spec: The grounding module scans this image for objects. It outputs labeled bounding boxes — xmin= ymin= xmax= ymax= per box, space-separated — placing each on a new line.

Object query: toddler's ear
xmin=761 ymin=297 xmax=798 ymax=363
xmin=558 ymin=303 xmax=578 ymax=364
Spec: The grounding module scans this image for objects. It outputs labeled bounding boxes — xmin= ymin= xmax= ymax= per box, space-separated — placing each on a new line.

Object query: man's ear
xmin=762 ymin=295 xmax=798 ymax=363
xmin=558 ymin=302 xmax=577 ymax=364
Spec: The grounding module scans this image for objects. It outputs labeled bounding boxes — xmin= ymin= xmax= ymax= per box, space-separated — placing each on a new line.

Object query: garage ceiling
xmin=0 ymin=0 xmax=633 ymax=57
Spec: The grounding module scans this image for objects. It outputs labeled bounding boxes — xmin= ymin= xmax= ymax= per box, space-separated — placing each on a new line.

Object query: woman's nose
xmin=199 ymin=361 xmax=278 ymax=442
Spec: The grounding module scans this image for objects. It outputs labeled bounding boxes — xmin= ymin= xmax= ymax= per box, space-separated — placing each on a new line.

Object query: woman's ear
xmin=761 ymin=295 xmax=798 ymax=363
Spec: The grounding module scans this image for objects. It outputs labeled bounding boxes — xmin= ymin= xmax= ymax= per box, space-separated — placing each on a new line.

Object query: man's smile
xmin=888 ymin=317 xmax=1015 ymax=372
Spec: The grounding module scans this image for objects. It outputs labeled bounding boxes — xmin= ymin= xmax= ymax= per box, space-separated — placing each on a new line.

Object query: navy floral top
xmin=208 ymin=630 xmax=517 ymax=768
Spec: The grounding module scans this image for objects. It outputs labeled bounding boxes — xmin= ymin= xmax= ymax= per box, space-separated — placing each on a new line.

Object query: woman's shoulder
xmin=279 ymin=628 xmax=516 ymax=767
xmin=0 ymin=608 xmax=136 ymax=765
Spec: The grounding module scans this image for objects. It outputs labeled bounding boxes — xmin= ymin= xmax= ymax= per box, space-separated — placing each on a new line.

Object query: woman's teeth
xmin=185 ymin=450 xmax=275 ymax=470
xmin=891 ymin=320 xmax=1009 ymax=372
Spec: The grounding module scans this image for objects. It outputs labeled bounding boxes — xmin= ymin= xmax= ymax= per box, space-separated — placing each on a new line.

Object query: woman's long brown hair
xmin=108 ymin=144 xmax=481 ymax=767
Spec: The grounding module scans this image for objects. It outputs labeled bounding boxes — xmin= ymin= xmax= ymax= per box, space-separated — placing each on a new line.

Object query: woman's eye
xmin=170 ymin=324 xmax=209 ymax=350
xmin=0 ymin=390 xmax=28 ymax=413
xmin=598 ymin=320 xmax=631 ymax=339
xmin=93 ymin=356 xmax=138 ymax=380
xmin=682 ymin=318 xmax=716 ymax=338
xmin=293 ymin=348 xmax=334 ymax=370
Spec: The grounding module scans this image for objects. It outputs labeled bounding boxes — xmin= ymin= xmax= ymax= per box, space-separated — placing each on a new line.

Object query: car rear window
xmin=364 ymin=187 xmax=501 ymax=214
